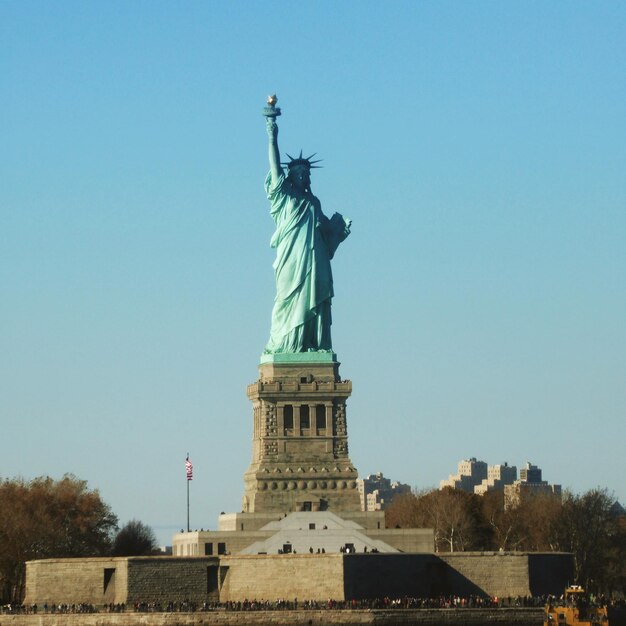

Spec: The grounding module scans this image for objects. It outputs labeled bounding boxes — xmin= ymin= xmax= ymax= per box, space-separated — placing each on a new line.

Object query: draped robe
xmin=264 ymin=171 xmax=350 ymax=354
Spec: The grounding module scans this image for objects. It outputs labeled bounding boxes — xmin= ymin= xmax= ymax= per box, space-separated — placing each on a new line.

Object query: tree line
xmin=385 ymin=486 xmax=626 ymax=595
xmin=2 ymin=475 xmax=624 ymax=603
xmin=0 ymin=475 xmax=157 ymax=603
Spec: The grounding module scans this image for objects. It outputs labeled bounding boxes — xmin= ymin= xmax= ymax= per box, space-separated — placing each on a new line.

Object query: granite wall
xmin=0 ymin=608 xmax=547 ymax=626
xmin=219 ymin=553 xmax=344 ymax=601
xmin=24 ymin=557 xmax=220 ymax=606
xmin=439 ymin=552 xmax=574 ymax=598
xmin=24 ymin=552 xmax=573 ymax=606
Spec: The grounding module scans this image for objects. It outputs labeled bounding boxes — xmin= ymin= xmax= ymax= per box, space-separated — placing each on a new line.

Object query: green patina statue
xmin=262 ymin=96 xmax=351 ymax=354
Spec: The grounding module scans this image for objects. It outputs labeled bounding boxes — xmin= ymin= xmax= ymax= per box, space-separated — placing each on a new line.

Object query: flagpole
xmin=186 ymin=452 xmax=191 ymax=532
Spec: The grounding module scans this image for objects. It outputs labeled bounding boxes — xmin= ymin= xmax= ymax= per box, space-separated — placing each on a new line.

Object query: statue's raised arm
xmin=263 ymin=95 xmax=282 ymax=186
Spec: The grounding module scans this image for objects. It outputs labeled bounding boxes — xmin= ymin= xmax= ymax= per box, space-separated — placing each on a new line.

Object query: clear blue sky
xmin=2 ymin=1 xmax=625 ymax=546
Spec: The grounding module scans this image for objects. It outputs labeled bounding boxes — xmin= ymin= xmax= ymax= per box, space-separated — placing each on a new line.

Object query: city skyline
xmin=2 ymin=2 xmax=625 ymax=546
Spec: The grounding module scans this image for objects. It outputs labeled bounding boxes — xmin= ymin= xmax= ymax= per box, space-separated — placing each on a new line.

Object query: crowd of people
xmin=3 ymin=594 xmax=624 ymax=615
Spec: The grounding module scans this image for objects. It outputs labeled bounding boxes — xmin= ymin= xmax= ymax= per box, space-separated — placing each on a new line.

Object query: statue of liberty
xmin=262 ymin=96 xmax=351 ymax=354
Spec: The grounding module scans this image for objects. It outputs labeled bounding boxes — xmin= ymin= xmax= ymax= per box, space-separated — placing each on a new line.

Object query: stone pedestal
xmin=243 ymin=353 xmax=360 ymax=513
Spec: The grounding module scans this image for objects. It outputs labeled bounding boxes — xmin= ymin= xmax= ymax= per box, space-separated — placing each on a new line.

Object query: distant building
xmin=474 ymin=462 xmax=517 ymax=495
xmin=439 ymin=457 xmax=488 ymax=493
xmin=504 ymin=461 xmax=562 ymax=509
xmin=519 ymin=462 xmax=542 ymax=483
xmin=357 ymin=472 xmax=411 ymax=511
xmin=440 ymin=459 xmax=560 ymax=506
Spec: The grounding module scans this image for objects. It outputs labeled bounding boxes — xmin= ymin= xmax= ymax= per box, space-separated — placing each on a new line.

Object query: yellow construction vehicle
xmin=545 ymin=586 xmax=609 ymax=626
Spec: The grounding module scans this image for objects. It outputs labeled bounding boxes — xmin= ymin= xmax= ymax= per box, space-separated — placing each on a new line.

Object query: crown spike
xmin=282 ymin=150 xmax=323 ymax=171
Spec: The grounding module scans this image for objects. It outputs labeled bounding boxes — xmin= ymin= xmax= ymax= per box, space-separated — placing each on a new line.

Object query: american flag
xmin=185 ymin=455 xmax=193 ymax=481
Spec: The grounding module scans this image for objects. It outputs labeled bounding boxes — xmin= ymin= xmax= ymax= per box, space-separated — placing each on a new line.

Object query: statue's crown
xmin=282 ymin=150 xmax=322 ymax=170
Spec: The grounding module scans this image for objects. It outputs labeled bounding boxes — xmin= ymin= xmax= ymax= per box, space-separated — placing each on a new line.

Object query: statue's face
xmin=289 ymin=165 xmax=310 ymax=191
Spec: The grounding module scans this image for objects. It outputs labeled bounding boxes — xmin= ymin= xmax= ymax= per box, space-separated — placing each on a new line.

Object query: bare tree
xmin=112 ymin=519 xmax=157 ymax=556
xmin=482 ymin=490 xmax=521 ymax=550
xmin=426 ymin=488 xmax=478 ymax=552
xmin=559 ymin=488 xmax=619 ymax=593
xmin=386 ymin=488 xmax=489 ymax=552
xmin=385 ymin=490 xmax=426 ymax=529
